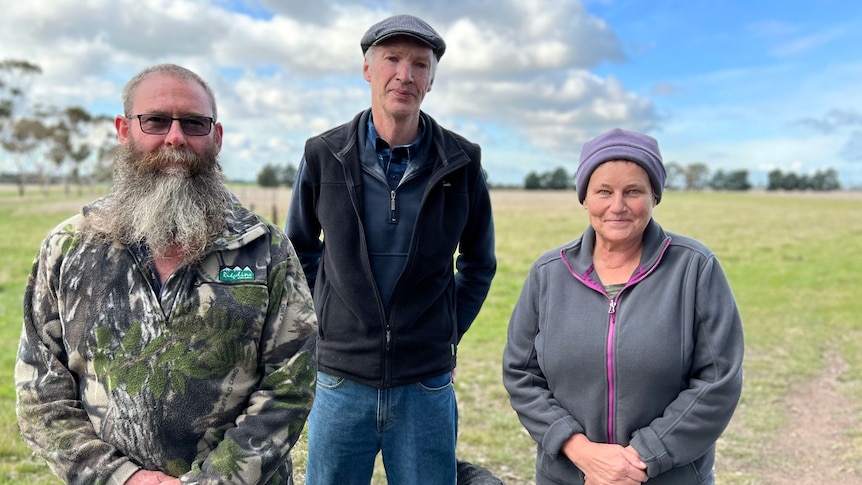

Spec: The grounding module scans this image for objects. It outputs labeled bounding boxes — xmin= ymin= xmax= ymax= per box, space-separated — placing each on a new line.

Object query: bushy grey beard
xmin=89 ymin=140 xmax=232 ymax=264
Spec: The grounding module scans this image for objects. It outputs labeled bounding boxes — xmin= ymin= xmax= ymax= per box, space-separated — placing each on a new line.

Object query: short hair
xmin=364 ymin=43 xmax=438 ymax=83
xmin=122 ymin=63 xmax=218 ymax=121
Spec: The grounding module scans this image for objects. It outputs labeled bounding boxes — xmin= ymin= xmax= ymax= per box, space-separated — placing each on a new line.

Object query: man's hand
xmin=562 ymin=434 xmax=648 ymax=485
xmin=125 ymin=470 xmax=176 ymax=485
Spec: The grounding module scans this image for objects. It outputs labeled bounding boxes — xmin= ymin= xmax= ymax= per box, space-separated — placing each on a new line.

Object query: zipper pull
xmin=608 ymin=299 xmax=616 ymax=314
xmin=389 ymin=190 xmax=397 ymax=223
xmin=385 ymin=326 xmax=392 ymax=350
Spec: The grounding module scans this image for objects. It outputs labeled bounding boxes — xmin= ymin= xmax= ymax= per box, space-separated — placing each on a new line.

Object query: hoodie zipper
xmin=346 ymin=131 xmax=471 ymax=387
xmin=561 ymin=237 xmax=672 ymax=445
xmin=607 ymin=297 xmax=618 ymax=443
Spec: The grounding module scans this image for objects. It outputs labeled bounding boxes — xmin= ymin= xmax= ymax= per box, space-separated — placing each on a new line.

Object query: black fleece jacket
xmin=286 ymin=109 xmax=496 ymax=388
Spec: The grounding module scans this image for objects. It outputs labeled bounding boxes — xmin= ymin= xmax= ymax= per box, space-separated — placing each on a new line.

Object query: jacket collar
xmin=319 ymin=108 xmax=472 ymax=173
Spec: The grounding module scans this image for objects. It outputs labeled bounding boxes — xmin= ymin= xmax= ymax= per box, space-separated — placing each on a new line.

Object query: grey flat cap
xmin=361 ymin=14 xmax=446 ymax=60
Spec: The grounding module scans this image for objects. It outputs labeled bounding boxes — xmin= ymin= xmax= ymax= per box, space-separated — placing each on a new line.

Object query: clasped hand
xmin=125 ymin=469 xmax=182 ymax=485
xmin=563 ymin=434 xmax=649 ymax=485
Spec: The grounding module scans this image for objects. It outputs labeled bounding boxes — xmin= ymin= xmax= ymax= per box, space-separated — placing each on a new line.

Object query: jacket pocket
xmin=538 ymin=449 xmax=585 ymax=484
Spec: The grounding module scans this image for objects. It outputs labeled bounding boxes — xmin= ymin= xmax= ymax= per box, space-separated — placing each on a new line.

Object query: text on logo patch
xmin=219 ymin=266 xmax=255 ymax=282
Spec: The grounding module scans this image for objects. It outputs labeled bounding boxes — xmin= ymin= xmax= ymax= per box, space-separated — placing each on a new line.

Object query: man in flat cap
xmin=286 ymin=13 xmax=497 ymax=485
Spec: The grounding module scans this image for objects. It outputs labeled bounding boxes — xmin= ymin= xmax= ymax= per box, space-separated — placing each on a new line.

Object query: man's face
xmin=95 ymin=72 xmax=231 ymax=262
xmin=363 ymin=37 xmax=435 ymax=122
xmin=115 ymin=73 xmax=222 ymax=160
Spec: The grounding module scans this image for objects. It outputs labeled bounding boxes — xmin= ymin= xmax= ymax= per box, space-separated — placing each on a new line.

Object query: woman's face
xmin=583 ymin=160 xmax=655 ymax=249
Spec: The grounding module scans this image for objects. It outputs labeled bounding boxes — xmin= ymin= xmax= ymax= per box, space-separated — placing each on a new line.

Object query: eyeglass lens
xmin=137 ymin=114 xmax=213 ymax=136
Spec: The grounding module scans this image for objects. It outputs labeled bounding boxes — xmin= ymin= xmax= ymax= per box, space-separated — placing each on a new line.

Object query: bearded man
xmin=15 ymin=64 xmax=317 ymax=485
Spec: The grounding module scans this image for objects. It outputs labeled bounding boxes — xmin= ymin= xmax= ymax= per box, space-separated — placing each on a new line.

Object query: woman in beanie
xmin=503 ymin=128 xmax=744 ymax=485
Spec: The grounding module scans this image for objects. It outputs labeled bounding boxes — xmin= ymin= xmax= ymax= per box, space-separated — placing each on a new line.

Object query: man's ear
xmin=213 ymin=122 xmax=223 ymax=151
xmin=363 ymin=59 xmax=372 ymax=83
xmin=115 ymin=115 xmax=130 ymax=144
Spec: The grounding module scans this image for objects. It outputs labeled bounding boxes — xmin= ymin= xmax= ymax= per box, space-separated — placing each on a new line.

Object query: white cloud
xmin=1 ymin=0 xmax=652 ymax=184
xmin=25 ymin=0 xmax=858 ymax=186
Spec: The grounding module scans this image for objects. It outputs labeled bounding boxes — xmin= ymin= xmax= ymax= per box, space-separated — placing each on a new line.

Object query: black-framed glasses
xmin=131 ymin=114 xmax=214 ymax=136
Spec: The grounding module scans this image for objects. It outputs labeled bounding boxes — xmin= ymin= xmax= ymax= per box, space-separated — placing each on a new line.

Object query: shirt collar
xmin=366 ymin=114 xmax=426 ymax=158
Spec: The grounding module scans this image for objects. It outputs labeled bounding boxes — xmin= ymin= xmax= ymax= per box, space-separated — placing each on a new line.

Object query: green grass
xmin=1 ymin=188 xmax=860 ymax=484
xmin=0 ymin=188 xmax=87 ymax=484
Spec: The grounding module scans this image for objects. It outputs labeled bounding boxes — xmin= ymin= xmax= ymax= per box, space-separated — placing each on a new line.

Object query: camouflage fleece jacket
xmin=15 ymin=196 xmax=318 ymax=485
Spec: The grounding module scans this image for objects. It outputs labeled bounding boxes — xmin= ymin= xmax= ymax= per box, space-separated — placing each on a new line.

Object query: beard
xmin=87 ymin=139 xmax=232 ymax=264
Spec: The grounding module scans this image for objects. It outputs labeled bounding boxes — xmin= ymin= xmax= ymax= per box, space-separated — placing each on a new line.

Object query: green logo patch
xmin=219 ymin=266 xmax=255 ymax=282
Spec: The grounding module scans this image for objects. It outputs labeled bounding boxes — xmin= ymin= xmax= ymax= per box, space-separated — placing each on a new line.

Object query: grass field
xmin=1 ymin=185 xmax=860 ymax=484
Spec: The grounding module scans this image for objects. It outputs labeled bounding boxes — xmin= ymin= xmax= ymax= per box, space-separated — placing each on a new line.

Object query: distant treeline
xmin=518 ymin=164 xmax=842 ymax=192
xmin=5 ymin=58 xmax=846 ymax=196
xmin=256 ymin=163 xmax=297 ymax=188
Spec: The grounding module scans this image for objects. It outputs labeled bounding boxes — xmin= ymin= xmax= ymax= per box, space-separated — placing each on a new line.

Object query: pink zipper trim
xmin=560 ymin=237 xmax=671 ymax=444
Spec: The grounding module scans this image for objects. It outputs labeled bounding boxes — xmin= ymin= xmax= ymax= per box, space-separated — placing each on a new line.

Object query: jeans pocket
xmin=316 ymin=371 xmax=345 ymax=390
xmin=417 ymin=372 xmax=452 ymax=391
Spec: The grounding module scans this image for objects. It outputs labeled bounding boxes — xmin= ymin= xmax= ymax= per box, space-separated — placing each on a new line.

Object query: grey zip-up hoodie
xmin=503 ymin=219 xmax=744 ymax=485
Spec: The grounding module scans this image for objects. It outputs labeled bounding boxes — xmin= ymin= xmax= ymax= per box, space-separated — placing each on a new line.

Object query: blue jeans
xmin=306 ymin=371 xmax=458 ymax=485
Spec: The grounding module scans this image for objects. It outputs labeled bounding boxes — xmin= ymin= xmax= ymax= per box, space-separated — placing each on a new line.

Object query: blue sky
xmin=2 ymin=0 xmax=861 ymax=188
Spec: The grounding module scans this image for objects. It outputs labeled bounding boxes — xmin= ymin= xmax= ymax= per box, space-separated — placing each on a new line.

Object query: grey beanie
xmin=575 ymin=128 xmax=667 ymax=204
xmin=361 ymin=14 xmax=446 ymax=60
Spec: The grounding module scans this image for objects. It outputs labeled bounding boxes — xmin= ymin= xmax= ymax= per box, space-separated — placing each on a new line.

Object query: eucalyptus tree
xmin=0 ymin=59 xmax=42 ymax=194
xmin=1 ymin=117 xmax=48 ymax=195
xmin=44 ymin=106 xmax=96 ymax=195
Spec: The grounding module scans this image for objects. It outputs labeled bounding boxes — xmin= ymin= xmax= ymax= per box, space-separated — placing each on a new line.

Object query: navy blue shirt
xmin=367 ymin=116 xmax=425 ymax=190
xmin=361 ymin=114 xmax=432 ymax=308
